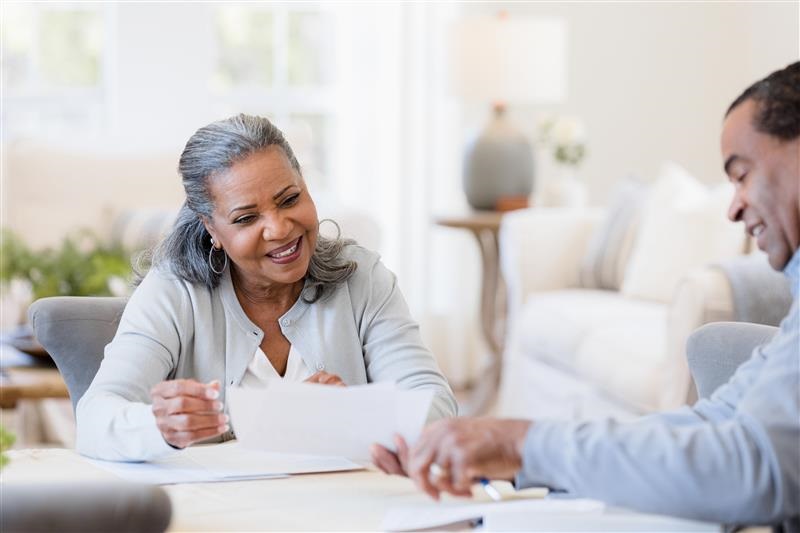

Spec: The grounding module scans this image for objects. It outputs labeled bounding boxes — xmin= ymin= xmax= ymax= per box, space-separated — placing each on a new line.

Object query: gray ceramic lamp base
xmin=463 ymin=105 xmax=534 ymax=211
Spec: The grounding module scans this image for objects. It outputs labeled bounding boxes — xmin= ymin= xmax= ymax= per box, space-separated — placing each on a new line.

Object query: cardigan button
xmin=316 ymin=362 xmax=325 ymax=371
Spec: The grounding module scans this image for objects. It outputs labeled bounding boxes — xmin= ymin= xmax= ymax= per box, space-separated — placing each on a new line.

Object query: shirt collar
xmin=784 ymin=247 xmax=800 ymax=299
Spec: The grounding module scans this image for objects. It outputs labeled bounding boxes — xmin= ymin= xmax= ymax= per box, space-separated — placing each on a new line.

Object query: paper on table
xmin=381 ymin=498 xmax=605 ymax=531
xmin=88 ymin=441 xmax=362 ymax=485
xmin=484 ymin=507 xmax=720 ymax=531
xmin=227 ymin=381 xmax=434 ymax=460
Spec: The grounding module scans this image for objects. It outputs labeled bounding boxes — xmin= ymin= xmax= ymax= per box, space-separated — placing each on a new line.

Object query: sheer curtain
xmin=329 ymin=3 xmax=484 ymax=388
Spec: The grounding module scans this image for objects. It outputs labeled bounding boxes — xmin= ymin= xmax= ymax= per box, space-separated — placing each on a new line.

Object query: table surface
xmin=2 ymin=448 xmax=727 ymax=532
xmin=2 ymin=448 xmax=447 ymax=531
xmin=435 ymin=211 xmax=504 ymax=232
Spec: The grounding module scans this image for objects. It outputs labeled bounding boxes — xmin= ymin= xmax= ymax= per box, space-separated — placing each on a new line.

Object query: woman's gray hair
xmin=149 ymin=114 xmax=356 ymax=303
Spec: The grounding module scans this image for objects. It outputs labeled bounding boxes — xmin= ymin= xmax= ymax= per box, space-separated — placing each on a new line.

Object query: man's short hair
xmin=727 ymin=61 xmax=800 ymax=141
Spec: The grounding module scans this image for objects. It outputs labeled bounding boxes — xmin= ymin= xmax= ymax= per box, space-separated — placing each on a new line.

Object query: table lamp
xmin=450 ymin=15 xmax=567 ymax=210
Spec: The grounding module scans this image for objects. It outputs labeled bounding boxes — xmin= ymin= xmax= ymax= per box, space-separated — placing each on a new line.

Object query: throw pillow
xmin=579 ymin=177 xmax=648 ymax=290
xmin=620 ymin=161 xmax=745 ymax=303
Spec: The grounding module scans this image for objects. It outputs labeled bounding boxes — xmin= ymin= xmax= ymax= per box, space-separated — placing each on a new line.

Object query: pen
xmin=478 ymin=477 xmax=503 ymax=501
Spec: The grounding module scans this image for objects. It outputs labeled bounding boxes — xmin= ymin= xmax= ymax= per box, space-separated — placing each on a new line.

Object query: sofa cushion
xmin=620 ymin=161 xmax=744 ymax=303
xmin=579 ymin=177 xmax=648 ymax=290
xmin=515 ymin=289 xmax=668 ymax=411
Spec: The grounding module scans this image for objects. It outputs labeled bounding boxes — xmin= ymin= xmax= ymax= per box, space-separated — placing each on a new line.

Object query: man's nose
xmin=727 ymin=192 xmax=745 ymax=222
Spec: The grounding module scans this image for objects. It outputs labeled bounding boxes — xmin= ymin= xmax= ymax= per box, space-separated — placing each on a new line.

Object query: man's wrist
xmin=512 ymin=419 xmax=533 ymax=458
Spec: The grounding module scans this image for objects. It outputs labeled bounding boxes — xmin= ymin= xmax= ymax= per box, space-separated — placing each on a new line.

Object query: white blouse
xmin=240 ymin=345 xmax=313 ymax=386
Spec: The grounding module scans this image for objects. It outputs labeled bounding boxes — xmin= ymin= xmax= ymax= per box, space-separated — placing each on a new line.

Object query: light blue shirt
xmin=518 ymin=248 xmax=800 ymax=525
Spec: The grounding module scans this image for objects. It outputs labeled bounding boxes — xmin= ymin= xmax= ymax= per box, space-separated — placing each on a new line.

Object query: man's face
xmin=721 ymin=98 xmax=800 ymax=270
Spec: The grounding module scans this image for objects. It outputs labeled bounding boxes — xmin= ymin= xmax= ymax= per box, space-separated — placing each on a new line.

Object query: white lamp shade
xmin=450 ymin=16 xmax=568 ymax=104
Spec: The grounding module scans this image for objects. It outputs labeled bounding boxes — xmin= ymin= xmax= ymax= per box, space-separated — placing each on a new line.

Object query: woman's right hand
xmin=150 ymin=379 xmax=228 ymax=449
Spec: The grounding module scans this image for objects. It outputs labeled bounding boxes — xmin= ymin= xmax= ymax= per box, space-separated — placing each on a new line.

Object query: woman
xmin=76 ymin=114 xmax=457 ymax=463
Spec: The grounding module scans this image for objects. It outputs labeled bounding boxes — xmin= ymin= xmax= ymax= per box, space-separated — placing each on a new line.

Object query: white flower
xmin=538 ymin=114 xmax=588 ymax=167
xmin=551 ymin=116 xmax=586 ymax=145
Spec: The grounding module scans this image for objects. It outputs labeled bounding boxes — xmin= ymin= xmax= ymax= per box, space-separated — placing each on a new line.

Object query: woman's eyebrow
xmin=272 ymin=185 xmax=296 ymax=200
xmin=228 ymin=204 xmax=257 ymax=216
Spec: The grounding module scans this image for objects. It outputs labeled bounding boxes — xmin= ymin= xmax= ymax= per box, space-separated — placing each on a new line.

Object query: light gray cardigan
xmin=76 ymin=245 xmax=457 ymax=461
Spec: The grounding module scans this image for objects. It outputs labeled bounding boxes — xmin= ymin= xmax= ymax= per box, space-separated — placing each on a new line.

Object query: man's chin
xmin=765 ymin=247 xmax=791 ymax=271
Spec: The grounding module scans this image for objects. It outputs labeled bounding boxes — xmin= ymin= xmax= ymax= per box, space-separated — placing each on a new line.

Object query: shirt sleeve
xmin=75 ymin=268 xmax=190 ymax=462
xmin=517 ymin=301 xmax=800 ymax=525
xmin=355 ymin=254 xmax=458 ymax=421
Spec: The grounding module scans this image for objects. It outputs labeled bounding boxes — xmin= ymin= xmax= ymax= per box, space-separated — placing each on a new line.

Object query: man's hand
xmin=371 ymin=435 xmax=410 ymax=476
xmin=303 ymin=371 xmax=346 ymax=386
xmin=407 ymin=417 xmax=532 ymax=500
xmin=150 ymin=379 xmax=228 ymax=449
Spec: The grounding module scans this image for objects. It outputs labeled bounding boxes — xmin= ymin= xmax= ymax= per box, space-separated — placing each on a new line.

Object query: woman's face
xmin=203 ymin=146 xmax=318 ymax=289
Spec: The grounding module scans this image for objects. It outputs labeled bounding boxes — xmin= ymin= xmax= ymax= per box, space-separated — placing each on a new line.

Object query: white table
xmin=2 ymin=448 xmax=430 ymax=531
xmin=2 ymin=448 xmax=727 ymax=532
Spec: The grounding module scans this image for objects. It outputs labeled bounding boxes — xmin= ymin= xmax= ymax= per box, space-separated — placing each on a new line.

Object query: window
xmin=2 ymin=4 xmax=107 ymax=139
xmin=212 ymin=5 xmax=337 ymax=186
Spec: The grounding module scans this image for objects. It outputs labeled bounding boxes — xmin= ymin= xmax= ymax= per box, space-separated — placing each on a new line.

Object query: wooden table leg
xmin=461 ymin=228 xmax=506 ymax=416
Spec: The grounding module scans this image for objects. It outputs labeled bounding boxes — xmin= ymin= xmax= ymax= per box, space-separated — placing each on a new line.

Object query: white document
xmin=88 ymin=441 xmax=362 ymax=485
xmin=227 ymin=381 xmax=434 ymax=460
xmin=484 ymin=507 xmax=720 ymax=531
xmin=381 ymin=498 xmax=605 ymax=531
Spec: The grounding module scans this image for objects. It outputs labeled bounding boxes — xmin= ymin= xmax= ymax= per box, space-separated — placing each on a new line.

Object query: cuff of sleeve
xmin=119 ymin=402 xmax=179 ymax=461
xmin=516 ymin=420 xmax=571 ymax=491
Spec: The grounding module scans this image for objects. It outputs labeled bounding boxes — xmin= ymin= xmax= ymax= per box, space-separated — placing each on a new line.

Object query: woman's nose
xmin=262 ymin=213 xmax=292 ymax=240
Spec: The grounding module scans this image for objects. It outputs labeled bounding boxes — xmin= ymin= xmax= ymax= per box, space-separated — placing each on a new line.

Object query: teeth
xmin=752 ymin=225 xmax=765 ymax=237
xmin=271 ymin=242 xmax=298 ymax=258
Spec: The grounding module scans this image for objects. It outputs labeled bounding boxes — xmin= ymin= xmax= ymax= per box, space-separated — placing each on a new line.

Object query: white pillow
xmin=621 ymin=161 xmax=745 ymax=303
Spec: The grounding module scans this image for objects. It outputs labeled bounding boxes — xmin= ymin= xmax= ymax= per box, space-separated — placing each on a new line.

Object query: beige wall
xmin=462 ymin=2 xmax=799 ymax=203
xmin=2 ymin=2 xmax=797 ymax=248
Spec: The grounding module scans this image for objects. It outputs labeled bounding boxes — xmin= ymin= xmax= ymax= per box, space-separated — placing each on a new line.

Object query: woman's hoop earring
xmin=318 ymin=218 xmax=342 ymax=239
xmin=208 ymin=242 xmax=228 ymax=275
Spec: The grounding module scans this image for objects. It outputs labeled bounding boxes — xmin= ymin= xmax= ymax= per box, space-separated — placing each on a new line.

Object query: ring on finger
xmin=429 ymin=462 xmax=449 ymax=482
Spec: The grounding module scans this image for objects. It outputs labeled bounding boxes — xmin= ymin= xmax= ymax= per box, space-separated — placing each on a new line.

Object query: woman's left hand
xmin=304 ymin=371 xmax=346 ymax=386
xmin=371 ymin=434 xmax=410 ymax=476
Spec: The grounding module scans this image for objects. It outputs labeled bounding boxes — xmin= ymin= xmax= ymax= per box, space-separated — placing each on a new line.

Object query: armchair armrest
xmin=663 ymin=254 xmax=790 ymax=407
xmin=663 ymin=266 xmax=736 ymax=407
xmin=499 ymin=207 xmax=605 ymax=318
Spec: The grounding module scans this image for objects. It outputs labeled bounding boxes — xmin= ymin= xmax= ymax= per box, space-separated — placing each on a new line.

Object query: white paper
xmin=484 ymin=507 xmax=720 ymax=532
xmin=88 ymin=441 xmax=362 ymax=485
xmin=381 ymin=498 xmax=604 ymax=532
xmin=227 ymin=381 xmax=434 ymax=460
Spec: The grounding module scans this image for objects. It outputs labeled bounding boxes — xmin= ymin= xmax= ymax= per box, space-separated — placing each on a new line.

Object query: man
xmin=406 ymin=62 xmax=800 ymax=526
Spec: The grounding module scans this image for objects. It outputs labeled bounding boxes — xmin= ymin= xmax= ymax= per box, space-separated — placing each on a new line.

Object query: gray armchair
xmin=686 ymin=321 xmax=797 ymax=533
xmin=15 ymin=297 xmax=172 ymax=533
xmin=28 ymin=296 xmax=127 ymax=412
xmin=686 ymin=321 xmax=779 ymax=399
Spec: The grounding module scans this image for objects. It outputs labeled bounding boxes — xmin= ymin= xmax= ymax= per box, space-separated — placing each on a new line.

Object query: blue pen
xmin=478 ymin=477 xmax=503 ymax=501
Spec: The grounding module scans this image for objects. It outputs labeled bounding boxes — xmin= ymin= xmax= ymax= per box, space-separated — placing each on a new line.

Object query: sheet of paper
xmin=228 ymin=381 xmax=433 ymax=460
xmin=88 ymin=441 xmax=362 ymax=485
xmin=381 ymin=498 xmax=604 ymax=531
xmin=484 ymin=507 xmax=720 ymax=531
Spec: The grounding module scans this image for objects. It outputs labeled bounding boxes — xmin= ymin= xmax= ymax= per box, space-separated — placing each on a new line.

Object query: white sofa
xmin=496 ymin=205 xmax=773 ymax=421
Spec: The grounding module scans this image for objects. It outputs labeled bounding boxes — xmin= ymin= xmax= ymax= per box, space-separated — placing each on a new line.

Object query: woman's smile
xmin=266 ymin=235 xmax=303 ymax=264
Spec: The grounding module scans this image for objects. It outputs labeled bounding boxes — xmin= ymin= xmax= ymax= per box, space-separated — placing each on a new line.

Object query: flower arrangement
xmin=538 ymin=115 xmax=587 ymax=167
